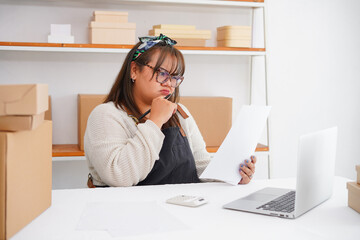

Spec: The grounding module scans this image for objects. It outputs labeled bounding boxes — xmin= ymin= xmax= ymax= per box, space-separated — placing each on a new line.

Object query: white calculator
xmin=166 ymin=195 xmax=207 ymax=207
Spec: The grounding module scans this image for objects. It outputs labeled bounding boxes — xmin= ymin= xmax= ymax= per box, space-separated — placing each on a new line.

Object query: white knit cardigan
xmin=84 ymin=101 xmax=211 ymax=187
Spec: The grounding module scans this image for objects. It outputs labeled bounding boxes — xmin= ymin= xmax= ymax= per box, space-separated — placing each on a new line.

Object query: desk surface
xmin=12 ymin=177 xmax=360 ymax=240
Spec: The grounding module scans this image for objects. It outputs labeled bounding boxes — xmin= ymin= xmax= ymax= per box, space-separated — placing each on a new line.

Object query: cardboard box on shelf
xmin=356 ymin=165 xmax=360 ymax=184
xmin=217 ymin=25 xmax=252 ymax=47
xmin=217 ymin=39 xmax=252 ymax=48
xmin=45 ymin=96 xmax=52 ymax=121
xmin=78 ymin=94 xmax=106 ymax=151
xmin=0 ymin=112 xmax=44 ymax=131
xmin=179 ymin=97 xmax=232 ymax=147
xmin=175 ymin=38 xmax=206 ymax=47
xmin=0 ymin=84 xmax=48 ymax=116
xmin=93 ymin=11 xmax=128 ymax=23
xmin=149 ymin=29 xmax=211 ymax=40
xmin=0 ymin=121 xmax=52 ymax=239
xmin=150 ymin=28 xmax=211 ymax=36
xmin=153 ymin=24 xmax=196 ymax=30
xmin=347 ymin=182 xmax=360 ymax=214
xmin=78 ymin=95 xmax=232 ymax=151
xmin=217 ymin=26 xmax=251 ymax=34
xmin=90 ymin=22 xmax=136 ymax=44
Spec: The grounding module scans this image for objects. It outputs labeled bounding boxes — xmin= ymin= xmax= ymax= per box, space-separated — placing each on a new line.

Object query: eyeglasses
xmin=142 ymin=64 xmax=184 ymax=88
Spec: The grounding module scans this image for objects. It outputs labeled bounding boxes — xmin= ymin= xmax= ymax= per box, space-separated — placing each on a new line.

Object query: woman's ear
xmin=130 ymin=61 xmax=138 ymax=80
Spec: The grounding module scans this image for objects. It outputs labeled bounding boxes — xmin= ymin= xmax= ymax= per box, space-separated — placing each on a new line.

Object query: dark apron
xmin=137 ymin=126 xmax=200 ymax=185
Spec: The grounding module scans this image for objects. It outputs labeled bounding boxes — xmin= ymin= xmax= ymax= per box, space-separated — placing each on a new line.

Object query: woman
xmin=85 ymin=34 xmax=256 ymax=187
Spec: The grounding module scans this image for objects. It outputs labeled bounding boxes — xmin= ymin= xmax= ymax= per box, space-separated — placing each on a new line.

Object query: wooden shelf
xmin=0 ymin=42 xmax=266 ymax=56
xmin=52 ymin=143 xmax=269 ymax=157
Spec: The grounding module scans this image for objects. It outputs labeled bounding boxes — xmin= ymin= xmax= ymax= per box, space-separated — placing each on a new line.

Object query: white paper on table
xmin=200 ymin=105 xmax=271 ymax=185
xmin=77 ymin=201 xmax=189 ymax=237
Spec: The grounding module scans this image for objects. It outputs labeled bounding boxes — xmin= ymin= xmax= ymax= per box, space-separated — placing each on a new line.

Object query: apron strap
xmin=87 ymin=173 xmax=96 ymax=188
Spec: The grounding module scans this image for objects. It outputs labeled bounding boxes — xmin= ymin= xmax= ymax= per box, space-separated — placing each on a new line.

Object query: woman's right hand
xmin=149 ymin=96 xmax=177 ymax=128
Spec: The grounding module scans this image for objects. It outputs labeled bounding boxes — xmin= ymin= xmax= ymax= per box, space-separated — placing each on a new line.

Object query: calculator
xmin=166 ymin=195 xmax=208 ymax=207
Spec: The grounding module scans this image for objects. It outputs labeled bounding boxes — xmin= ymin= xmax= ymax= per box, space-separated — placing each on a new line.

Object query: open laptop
xmin=223 ymin=127 xmax=338 ymax=219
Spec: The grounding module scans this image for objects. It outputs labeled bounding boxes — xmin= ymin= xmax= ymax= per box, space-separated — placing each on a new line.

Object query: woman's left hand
xmin=238 ymin=155 xmax=256 ymax=184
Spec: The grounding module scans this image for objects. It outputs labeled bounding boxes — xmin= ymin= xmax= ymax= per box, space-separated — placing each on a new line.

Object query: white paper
xmin=200 ymin=105 xmax=271 ymax=185
xmin=77 ymin=201 xmax=189 ymax=237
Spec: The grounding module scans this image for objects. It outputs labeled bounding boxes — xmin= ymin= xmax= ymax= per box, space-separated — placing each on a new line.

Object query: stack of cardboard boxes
xmin=148 ymin=24 xmax=211 ymax=47
xmin=0 ymin=84 xmax=52 ymax=239
xmin=217 ymin=25 xmax=252 ymax=48
xmin=90 ymin=11 xmax=136 ymax=45
xmin=347 ymin=165 xmax=360 ymax=214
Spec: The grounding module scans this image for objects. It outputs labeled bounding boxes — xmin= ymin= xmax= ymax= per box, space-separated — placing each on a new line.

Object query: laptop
xmin=223 ymin=127 xmax=338 ymax=219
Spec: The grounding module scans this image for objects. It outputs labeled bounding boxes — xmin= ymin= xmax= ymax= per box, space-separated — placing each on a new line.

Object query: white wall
xmin=0 ymin=0 xmax=359 ymax=186
xmin=266 ymin=0 xmax=360 ymax=180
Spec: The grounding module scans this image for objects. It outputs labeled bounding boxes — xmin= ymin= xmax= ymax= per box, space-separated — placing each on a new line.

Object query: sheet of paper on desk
xmin=77 ymin=201 xmax=189 ymax=237
xmin=200 ymin=105 xmax=271 ymax=185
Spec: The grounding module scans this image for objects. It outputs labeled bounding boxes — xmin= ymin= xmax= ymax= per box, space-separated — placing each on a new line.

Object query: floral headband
xmin=132 ymin=34 xmax=177 ymax=61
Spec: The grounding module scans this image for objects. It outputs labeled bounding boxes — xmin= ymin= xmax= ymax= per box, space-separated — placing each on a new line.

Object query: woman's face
xmin=131 ymin=51 xmax=177 ymax=106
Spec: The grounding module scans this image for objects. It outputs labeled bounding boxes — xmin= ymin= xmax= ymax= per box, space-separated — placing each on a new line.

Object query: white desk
xmin=12 ymin=177 xmax=360 ymax=240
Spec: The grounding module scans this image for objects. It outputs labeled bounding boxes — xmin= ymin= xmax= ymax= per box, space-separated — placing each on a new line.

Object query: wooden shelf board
xmin=0 ymin=42 xmax=265 ymax=53
xmin=52 ymin=144 xmax=84 ymax=157
xmin=52 ymin=143 xmax=269 ymax=157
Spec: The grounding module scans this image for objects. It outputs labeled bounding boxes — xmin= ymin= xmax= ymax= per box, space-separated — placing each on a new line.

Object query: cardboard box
xmin=175 ymin=38 xmax=206 ymax=47
xmin=356 ymin=165 xmax=360 ymax=184
xmin=347 ymin=182 xmax=360 ymax=214
xmin=90 ymin=22 xmax=136 ymax=44
xmin=45 ymin=96 xmax=52 ymax=121
xmin=0 ymin=112 xmax=44 ymax=131
xmin=0 ymin=121 xmax=52 ymax=239
xmin=153 ymin=24 xmax=196 ymax=30
xmin=78 ymin=94 xmax=106 ymax=151
xmin=179 ymin=97 xmax=232 ymax=147
xmin=0 ymin=84 xmax=48 ymax=116
xmin=149 ymin=29 xmax=211 ymax=40
xmin=150 ymin=28 xmax=211 ymax=36
xmin=78 ymin=95 xmax=232 ymax=150
xmin=93 ymin=11 xmax=128 ymax=23
xmin=217 ymin=39 xmax=252 ymax=48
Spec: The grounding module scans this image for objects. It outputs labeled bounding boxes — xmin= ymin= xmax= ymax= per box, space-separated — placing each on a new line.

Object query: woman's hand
xmin=238 ymin=155 xmax=256 ymax=184
xmin=149 ymin=96 xmax=177 ymax=128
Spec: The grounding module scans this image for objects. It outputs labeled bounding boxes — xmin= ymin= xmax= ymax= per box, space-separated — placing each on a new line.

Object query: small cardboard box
xmin=153 ymin=24 xmax=196 ymax=30
xmin=347 ymin=182 xmax=360 ymax=214
xmin=78 ymin=94 xmax=106 ymax=151
xmin=45 ymin=96 xmax=52 ymax=121
xmin=356 ymin=165 xmax=360 ymax=184
xmin=0 ymin=112 xmax=44 ymax=131
xmin=90 ymin=22 xmax=136 ymax=44
xmin=149 ymin=29 xmax=211 ymax=40
xmin=78 ymin=95 xmax=232 ymax=151
xmin=217 ymin=39 xmax=252 ymax=48
xmin=0 ymin=121 xmax=52 ymax=239
xmin=93 ymin=11 xmax=128 ymax=23
xmin=217 ymin=25 xmax=252 ymax=40
xmin=0 ymin=84 xmax=48 ymax=116
xmin=175 ymin=38 xmax=206 ymax=47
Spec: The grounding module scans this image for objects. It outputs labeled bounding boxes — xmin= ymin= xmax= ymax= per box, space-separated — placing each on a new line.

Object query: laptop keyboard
xmin=256 ymin=191 xmax=295 ymax=213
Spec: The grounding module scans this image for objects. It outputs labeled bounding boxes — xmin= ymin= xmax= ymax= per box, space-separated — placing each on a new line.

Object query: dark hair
xmin=104 ymin=41 xmax=185 ymax=128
